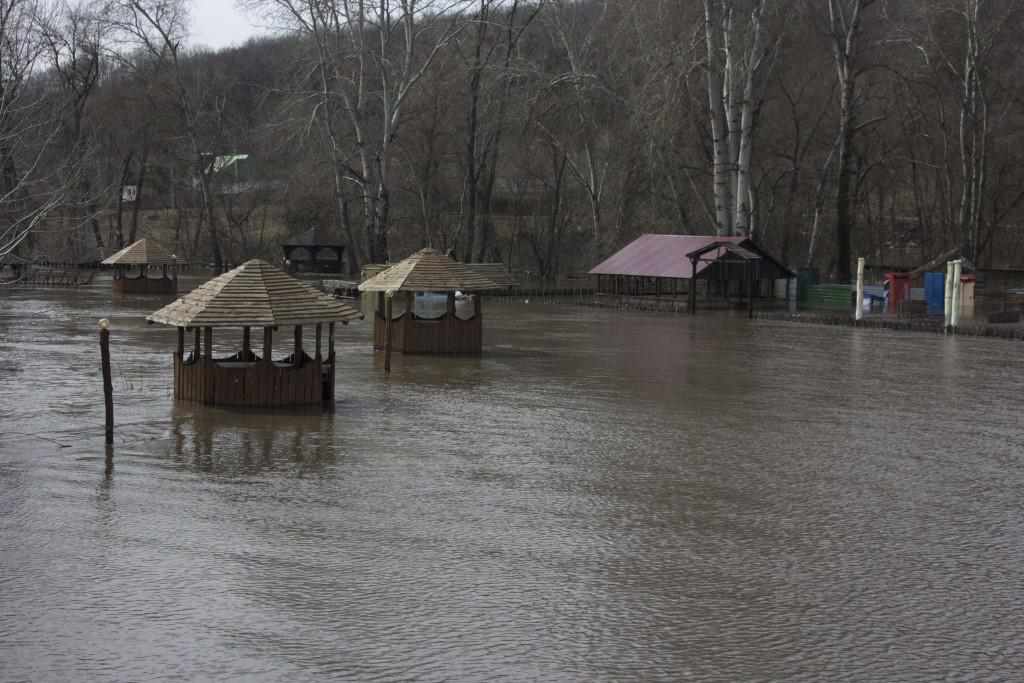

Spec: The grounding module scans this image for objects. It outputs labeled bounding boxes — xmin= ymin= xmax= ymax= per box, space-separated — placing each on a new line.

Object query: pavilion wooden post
xmin=328 ymin=323 xmax=335 ymax=360
xmin=99 ymin=319 xmax=113 ymax=445
xmin=176 ymin=327 xmax=184 ymax=358
xmin=293 ymin=325 xmax=303 ymax=367
xmin=242 ymin=327 xmax=251 ymax=359
xmin=203 ymin=327 xmax=213 ymax=362
xmin=315 ymin=323 xmax=322 ymax=361
xmin=193 ymin=327 xmax=200 ymax=360
xmin=747 ymin=261 xmax=756 ymax=319
xmin=384 ymin=294 xmax=393 ymax=374
xmin=688 ymin=256 xmax=699 ymax=315
xmin=446 ymin=291 xmax=456 ymax=317
xmin=263 ymin=327 xmax=273 ymax=365
xmin=854 ymin=257 xmax=865 ymax=322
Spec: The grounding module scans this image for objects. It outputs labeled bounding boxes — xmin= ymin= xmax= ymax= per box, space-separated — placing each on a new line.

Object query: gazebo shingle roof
xmin=102 ymin=238 xmax=179 ymax=266
xmin=359 ymin=248 xmax=501 ymax=292
xmin=148 ymin=259 xmax=363 ymax=328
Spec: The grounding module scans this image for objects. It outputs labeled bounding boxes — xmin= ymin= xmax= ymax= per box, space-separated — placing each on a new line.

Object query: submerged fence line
xmin=755 ymin=310 xmax=1024 ymax=340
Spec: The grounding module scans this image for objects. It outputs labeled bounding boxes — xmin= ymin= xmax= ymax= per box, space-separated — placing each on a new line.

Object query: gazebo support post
xmin=177 ymin=328 xmax=184 ymax=359
xmin=446 ymin=291 xmax=456 ymax=317
xmin=203 ymin=327 xmax=213 ymax=362
xmin=242 ymin=327 xmax=251 ymax=360
xmin=315 ymin=323 xmax=322 ymax=361
xmin=193 ymin=328 xmax=200 ymax=360
xmin=263 ymin=327 xmax=273 ymax=365
xmin=328 ymin=323 xmax=335 ymax=361
xmin=293 ymin=325 xmax=303 ymax=367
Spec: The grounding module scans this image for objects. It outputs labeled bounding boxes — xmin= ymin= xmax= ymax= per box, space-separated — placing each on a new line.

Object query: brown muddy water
xmin=2 ymin=278 xmax=1023 ymax=681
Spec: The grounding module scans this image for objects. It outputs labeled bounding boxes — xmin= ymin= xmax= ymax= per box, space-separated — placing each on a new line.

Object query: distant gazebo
xmin=281 ymin=227 xmax=345 ymax=274
xmin=148 ymin=259 xmax=363 ymax=408
xmin=102 ymin=239 xmax=180 ymax=294
xmin=358 ymin=248 xmax=501 ymax=354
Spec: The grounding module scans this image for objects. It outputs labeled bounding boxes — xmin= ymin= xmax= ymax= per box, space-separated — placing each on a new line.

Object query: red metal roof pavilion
xmin=589 ymin=234 xmax=792 ymax=279
xmin=589 ymin=234 xmax=795 ymax=314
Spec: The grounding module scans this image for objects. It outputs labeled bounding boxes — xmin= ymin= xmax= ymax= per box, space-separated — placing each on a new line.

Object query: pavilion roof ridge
xmin=102 ymin=238 xmax=179 ymax=266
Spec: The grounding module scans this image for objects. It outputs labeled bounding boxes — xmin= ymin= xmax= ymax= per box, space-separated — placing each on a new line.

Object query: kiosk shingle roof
xmin=359 ymin=248 xmax=501 ymax=292
xmin=148 ymin=259 xmax=363 ymax=328
xmin=102 ymin=238 xmax=178 ymax=266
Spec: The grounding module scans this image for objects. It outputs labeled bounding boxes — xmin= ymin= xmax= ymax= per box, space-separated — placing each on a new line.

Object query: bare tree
xmin=107 ymin=0 xmax=230 ymax=269
xmin=41 ymin=0 xmax=106 ymax=252
xmin=251 ymin=0 xmax=469 ymax=265
xmin=702 ymin=0 xmax=776 ymax=236
xmin=822 ymin=0 xmax=877 ymax=282
xmin=0 ymin=0 xmax=79 ymax=262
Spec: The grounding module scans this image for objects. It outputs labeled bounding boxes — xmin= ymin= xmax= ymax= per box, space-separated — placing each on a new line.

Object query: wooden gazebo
xmin=358 ymin=248 xmax=501 ymax=354
xmin=148 ymin=259 xmax=363 ymax=408
xmin=281 ymin=227 xmax=345 ymax=274
xmin=102 ymin=239 xmax=180 ymax=294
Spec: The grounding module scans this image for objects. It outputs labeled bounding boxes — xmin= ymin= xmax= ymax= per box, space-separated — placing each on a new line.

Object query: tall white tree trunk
xmin=732 ymin=0 xmax=768 ymax=235
xmin=704 ymin=0 xmax=733 ymax=235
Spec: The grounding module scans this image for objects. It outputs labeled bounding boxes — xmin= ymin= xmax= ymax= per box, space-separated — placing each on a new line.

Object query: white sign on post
xmin=121 ymin=185 xmax=138 ymax=202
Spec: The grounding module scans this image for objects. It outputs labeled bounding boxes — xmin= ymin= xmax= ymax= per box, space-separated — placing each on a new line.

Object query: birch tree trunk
xmin=704 ymin=0 xmax=733 ymax=235
xmin=704 ymin=0 xmax=773 ymax=237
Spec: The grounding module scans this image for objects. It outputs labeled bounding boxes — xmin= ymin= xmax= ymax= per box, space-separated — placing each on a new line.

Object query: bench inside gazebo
xmin=148 ymin=259 xmax=363 ymax=408
xmin=358 ymin=248 xmax=501 ymax=355
xmin=102 ymin=239 xmax=180 ymax=294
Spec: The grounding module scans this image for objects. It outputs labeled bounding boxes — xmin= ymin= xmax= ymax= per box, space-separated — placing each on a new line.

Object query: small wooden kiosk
xmin=148 ymin=259 xmax=363 ymax=408
xmin=281 ymin=227 xmax=346 ymax=274
xmin=359 ymin=248 xmax=501 ymax=354
xmin=102 ymin=239 xmax=180 ymax=294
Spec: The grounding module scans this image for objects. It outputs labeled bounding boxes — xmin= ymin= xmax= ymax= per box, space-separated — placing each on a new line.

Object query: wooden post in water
xmin=944 ymin=261 xmax=954 ymax=331
xmin=242 ymin=326 xmax=251 ymax=360
xmin=384 ymin=292 xmax=393 ymax=374
xmin=99 ymin=319 xmax=113 ymax=445
xmin=951 ymin=259 xmax=963 ymax=330
xmin=855 ymin=257 xmax=865 ymax=321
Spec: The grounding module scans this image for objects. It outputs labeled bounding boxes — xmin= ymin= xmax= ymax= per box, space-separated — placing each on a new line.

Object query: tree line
xmin=3 ymin=0 xmax=1024 ymax=283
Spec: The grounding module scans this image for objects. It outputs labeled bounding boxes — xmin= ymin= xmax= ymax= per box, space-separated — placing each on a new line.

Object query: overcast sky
xmin=190 ymin=0 xmax=272 ymax=50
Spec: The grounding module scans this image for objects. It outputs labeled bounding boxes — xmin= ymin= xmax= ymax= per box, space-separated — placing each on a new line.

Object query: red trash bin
xmin=885 ymin=272 xmax=911 ymax=314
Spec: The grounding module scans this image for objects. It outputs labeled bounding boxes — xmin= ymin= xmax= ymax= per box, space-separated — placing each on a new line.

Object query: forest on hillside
xmin=3 ymin=0 xmax=1024 ymax=282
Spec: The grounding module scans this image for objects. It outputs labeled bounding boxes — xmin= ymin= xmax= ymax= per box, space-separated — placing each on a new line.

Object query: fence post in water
xmin=99 ymin=319 xmax=113 ymax=445
xmin=951 ymin=259 xmax=963 ymax=330
xmin=855 ymin=257 xmax=865 ymax=321
xmin=944 ymin=261 xmax=954 ymax=331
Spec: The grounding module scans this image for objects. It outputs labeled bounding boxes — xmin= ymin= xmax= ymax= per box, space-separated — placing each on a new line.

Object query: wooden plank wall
xmin=173 ymin=356 xmax=331 ymax=407
xmin=373 ymin=313 xmax=482 ymax=354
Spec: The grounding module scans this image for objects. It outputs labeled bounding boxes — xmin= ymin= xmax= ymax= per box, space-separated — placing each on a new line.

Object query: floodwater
xmin=2 ymin=279 xmax=1023 ymax=682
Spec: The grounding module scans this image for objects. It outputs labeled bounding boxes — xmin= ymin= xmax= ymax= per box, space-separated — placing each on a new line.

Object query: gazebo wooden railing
xmin=172 ymin=323 xmax=338 ymax=406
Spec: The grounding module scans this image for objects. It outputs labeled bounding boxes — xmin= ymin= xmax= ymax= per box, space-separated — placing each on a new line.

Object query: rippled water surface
xmin=2 ymin=279 xmax=1024 ymax=681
